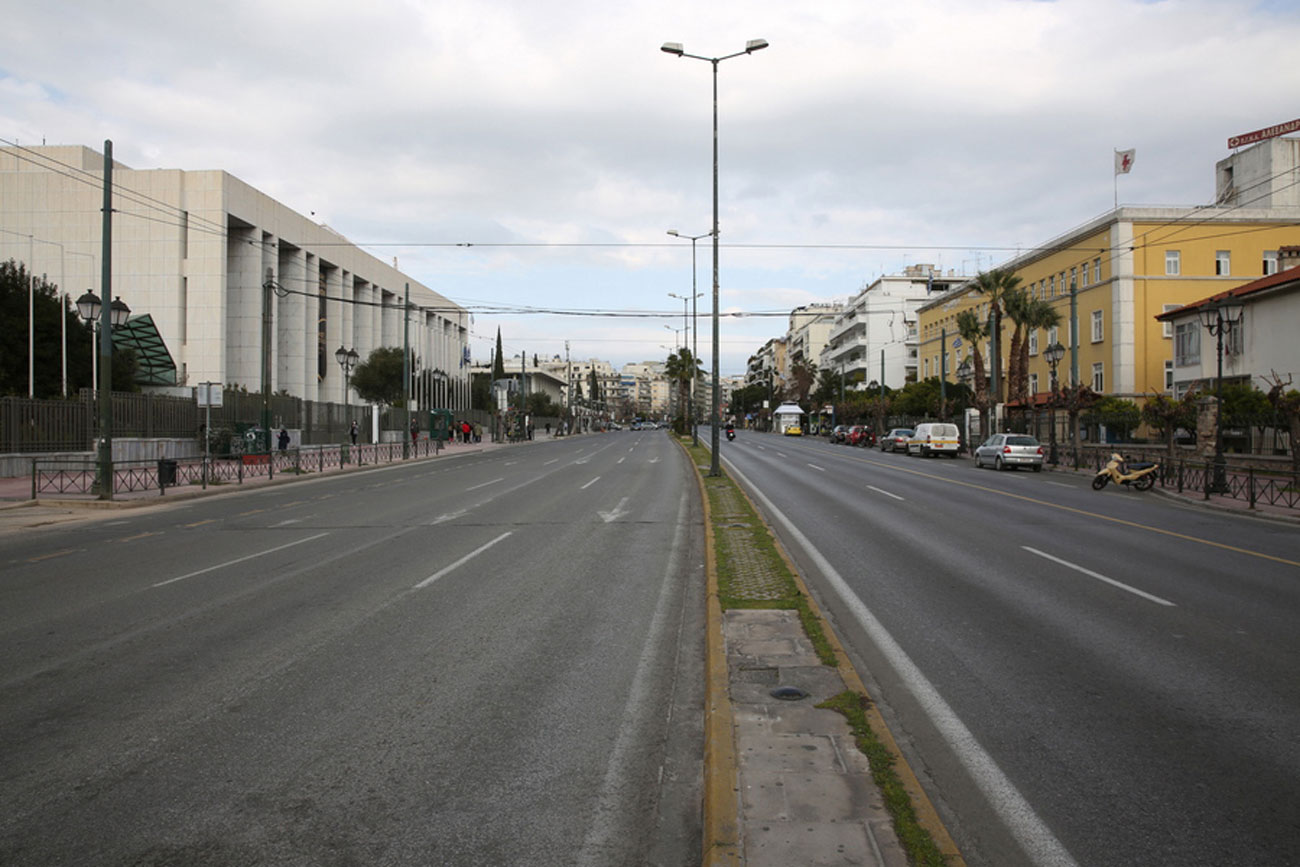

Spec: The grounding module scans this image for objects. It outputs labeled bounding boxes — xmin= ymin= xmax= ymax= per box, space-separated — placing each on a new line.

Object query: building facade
xmin=0 ymin=144 xmax=471 ymax=409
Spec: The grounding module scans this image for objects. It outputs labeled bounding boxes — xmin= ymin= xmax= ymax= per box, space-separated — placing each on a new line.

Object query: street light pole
xmin=1199 ymin=298 xmax=1244 ymax=494
xmin=662 ymin=38 xmax=768 ymax=476
xmin=1044 ymin=341 xmax=1065 ymax=466
xmin=669 ymin=230 xmax=710 ymax=447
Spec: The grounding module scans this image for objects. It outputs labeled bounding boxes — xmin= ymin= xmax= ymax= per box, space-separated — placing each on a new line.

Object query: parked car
xmin=846 ymin=425 xmax=873 ymax=447
xmin=907 ymin=422 xmax=961 ymax=457
xmin=830 ymin=425 xmax=850 ymax=444
xmin=879 ymin=428 xmax=914 ymax=452
xmin=974 ymin=433 xmax=1045 ymax=471
xmin=783 ymin=423 xmax=803 ymax=436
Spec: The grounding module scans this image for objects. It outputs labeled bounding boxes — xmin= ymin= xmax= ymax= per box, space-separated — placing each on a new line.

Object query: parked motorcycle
xmin=1092 ymin=453 xmax=1159 ymax=491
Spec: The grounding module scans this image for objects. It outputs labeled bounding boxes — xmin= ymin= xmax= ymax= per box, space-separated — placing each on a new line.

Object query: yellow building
xmin=918 ymin=208 xmax=1299 ymax=412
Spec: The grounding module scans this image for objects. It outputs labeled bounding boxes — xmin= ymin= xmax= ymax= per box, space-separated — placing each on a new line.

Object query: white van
xmin=907 ymin=422 xmax=960 ymax=457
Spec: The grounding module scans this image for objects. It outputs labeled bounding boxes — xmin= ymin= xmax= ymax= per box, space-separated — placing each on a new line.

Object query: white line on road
xmin=429 ymin=509 xmax=467 ymax=525
xmin=465 ymin=477 xmax=504 ymax=491
xmin=867 ymin=485 xmax=904 ymax=501
xmin=1022 ymin=546 xmax=1176 ymax=606
xmin=544 ymin=458 xmax=559 ymax=466
xmin=152 ymin=533 xmax=330 ymax=589
xmin=618 ymin=457 xmax=625 ymax=464
xmin=808 ymin=464 xmax=826 ymax=472
xmin=414 ymin=532 xmax=513 ymax=590
xmin=581 ymin=476 xmax=600 ymax=490
xmin=598 ymin=496 xmax=630 ymax=523
xmin=1046 ymin=481 xmax=1073 ymax=488
xmin=724 ymin=458 xmax=1079 ymax=867
xmin=775 ymin=451 xmax=788 ymax=458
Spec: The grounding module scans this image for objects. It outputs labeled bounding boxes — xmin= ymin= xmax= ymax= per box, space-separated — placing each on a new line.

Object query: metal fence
xmin=31 ymin=438 xmax=445 ymax=499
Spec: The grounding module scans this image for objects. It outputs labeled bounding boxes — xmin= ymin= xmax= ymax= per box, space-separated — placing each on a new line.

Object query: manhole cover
xmin=769 ymin=686 xmax=809 ymax=701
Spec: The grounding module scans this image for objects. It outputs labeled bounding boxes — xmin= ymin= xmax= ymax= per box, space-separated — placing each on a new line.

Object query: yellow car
xmin=783 ymin=424 xmax=803 ymax=436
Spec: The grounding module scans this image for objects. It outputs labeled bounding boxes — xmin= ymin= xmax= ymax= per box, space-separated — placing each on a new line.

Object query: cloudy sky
xmin=3 ymin=0 xmax=1298 ymax=376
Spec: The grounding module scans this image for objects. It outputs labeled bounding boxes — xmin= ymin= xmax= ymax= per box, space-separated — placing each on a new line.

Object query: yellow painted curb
xmin=676 ymin=439 xmax=742 ymax=866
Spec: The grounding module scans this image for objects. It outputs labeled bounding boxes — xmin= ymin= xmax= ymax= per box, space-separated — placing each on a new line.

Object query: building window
xmin=1216 ymin=250 xmax=1230 ymax=276
xmin=1165 ymin=250 xmax=1181 ymax=275
xmin=1264 ymin=250 xmax=1279 ymax=275
xmin=1162 ymin=304 xmax=1179 ymax=338
xmin=1174 ymin=322 xmax=1200 ymax=366
xmin=1091 ymin=310 xmax=1104 ymax=343
xmin=1029 ymin=373 xmax=1039 ymax=394
xmin=923 ymin=358 xmax=930 ymax=378
xmin=1164 ymin=360 xmax=1174 ymax=391
xmin=1093 ymin=258 xmax=1102 ymax=284
xmin=1227 ymin=324 xmax=1244 ymax=357
xmin=1028 ymin=329 xmax=1039 ymax=356
xmin=1048 ymin=275 xmax=1055 ymax=297
xmin=1070 ymin=267 xmax=1078 ymax=291
xmin=1047 ymin=325 xmax=1059 ymax=346
xmin=1092 ymin=362 xmax=1104 ymax=392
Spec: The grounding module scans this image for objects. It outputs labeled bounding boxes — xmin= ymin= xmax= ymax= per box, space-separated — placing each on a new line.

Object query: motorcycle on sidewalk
xmin=1092 ymin=452 xmax=1159 ymax=491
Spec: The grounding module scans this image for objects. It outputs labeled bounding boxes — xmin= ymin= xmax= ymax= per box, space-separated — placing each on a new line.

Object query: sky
xmin=3 ymin=0 xmax=1299 ymax=377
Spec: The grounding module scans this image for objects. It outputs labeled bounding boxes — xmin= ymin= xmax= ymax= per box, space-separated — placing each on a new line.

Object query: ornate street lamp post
xmin=1044 ymin=341 xmax=1066 ymax=466
xmin=661 ymin=37 xmax=769 ymax=476
xmin=1198 ymin=298 xmax=1245 ymax=494
xmin=75 ymin=290 xmax=130 ymax=498
xmin=335 ymin=345 xmax=359 ymax=455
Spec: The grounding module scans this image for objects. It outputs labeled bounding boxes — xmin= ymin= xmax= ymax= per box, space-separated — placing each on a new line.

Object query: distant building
xmin=0 ymin=144 xmax=471 ymax=409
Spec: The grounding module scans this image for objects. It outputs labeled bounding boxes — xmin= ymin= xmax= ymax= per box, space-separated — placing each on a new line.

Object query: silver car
xmin=974 ymin=433 xmax=1045 ymax=471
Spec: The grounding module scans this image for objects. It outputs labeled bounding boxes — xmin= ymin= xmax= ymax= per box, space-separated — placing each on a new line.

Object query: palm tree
xmin=972 ymin=268 xmax=1024 ymax=406
xmin=956 ymin=308 xmax=990 ymax=434
xmin=664 ymin=348 xmax=702 ymax=433
xmin=1019 ymin=299 xmax=1062 ymax=405
xmin=1002 ymin=286 xmax=1030 ymax=408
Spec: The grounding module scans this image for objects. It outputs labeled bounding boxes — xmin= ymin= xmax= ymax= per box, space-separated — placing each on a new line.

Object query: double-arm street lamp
xmin=335 ymin=344 xmax=360 ymax=410
xmin=1043 ymin=340 xmax=1066 ymax=466
xmin=74 ymin=290 xmax=131 ymax=498
xmin=661 ymin=37 xmax=769 ymax=476
xmin=1198 ymin=297 xmax=1245 ymax=494
xmin=668 ymin=230 xmax=710 ymax=447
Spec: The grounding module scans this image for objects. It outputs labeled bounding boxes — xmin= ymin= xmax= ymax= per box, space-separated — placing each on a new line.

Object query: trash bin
xmin=158 ymin=458 xmax=178 ymax=486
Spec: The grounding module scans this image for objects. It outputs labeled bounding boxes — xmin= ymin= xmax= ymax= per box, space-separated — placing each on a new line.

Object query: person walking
xmin=277 ymin=427 xmax=290 ymax=452
xmin=410 ymin=418 xmax=419 ymax=445
xmin=349 ymin=420 xmax=358 ymax=446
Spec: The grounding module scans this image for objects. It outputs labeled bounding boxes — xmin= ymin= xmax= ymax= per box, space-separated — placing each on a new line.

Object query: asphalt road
xmin=720 ymin=431 xmax=1300 ymax=867
xmin=0 ymin=432 xmax=705 ymax=867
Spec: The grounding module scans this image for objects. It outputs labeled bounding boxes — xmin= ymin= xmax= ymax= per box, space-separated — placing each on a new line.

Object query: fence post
xmin=31 ymin=458 xmax=36 ymax=500
xmin=1177 ymin=459 xmax=1183 ymax=493
xmin=1248 ymin=466 xmax=1256 ymax=509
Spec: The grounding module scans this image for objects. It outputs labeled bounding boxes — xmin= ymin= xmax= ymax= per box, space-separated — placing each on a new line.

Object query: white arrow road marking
xmin=1022 ymin=546 xmax=1175 ymax=606
xmin=414 ymin=532 xmax=512 ymax=590
xmin=649 ymin=457 xmax=660 ymax=464
xmin=598 ymin=496 xmax=631 ymax=523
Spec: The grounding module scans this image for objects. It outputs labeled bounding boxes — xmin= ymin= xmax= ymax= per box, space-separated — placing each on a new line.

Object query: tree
xmin=1002 ymin=286 xmax=1030 ymax=407
xmin=0 ymin=259 xmax=139 ymax=397
xmin=956 ymin=308 xmax=990 ymax=435
xmin=1084 ymin=396 xmax=1142 ymax=441
xmin=1263 ymin=372 xmax=1300 ymax=476
xmin=972 ymin=267 xmax=1024 ymax=406
xmin=789 ymin=359 xmax=817 ymax=405
xmin=492 ymin=328 xmax=506 ymax=382
xmin=350 ymin=347 xmax=407 ymax=406
xmin=664 ymin=348 xmax=702 ymax=432
xmin=1141 ymin=392 xmax=1197 ymax=456
xmin=1017 ymin=298 xmax=1062 ymax=405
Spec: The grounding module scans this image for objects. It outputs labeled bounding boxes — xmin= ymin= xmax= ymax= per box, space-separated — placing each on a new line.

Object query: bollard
xmin=1248 ymin=466 xmax=1256 ymax=509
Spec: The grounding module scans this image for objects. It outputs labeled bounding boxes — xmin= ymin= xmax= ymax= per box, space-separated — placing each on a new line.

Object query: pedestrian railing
xmin=30 ymin=438 xmax=446 ymax=500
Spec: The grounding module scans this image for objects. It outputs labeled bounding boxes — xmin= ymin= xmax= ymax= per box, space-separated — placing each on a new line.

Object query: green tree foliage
xmin=1083 ymin=396 xmax=1142 ymax=439
xmin=971 ymin=267 xmax=1023 ymax=404
xmin=0 ymin=259 xmax=139 ymax=397
xmin=1140 ymin=392 xmax=1197 ymax=455
xmin=471 ymin=371 xmax=491 ymax=410
xmin=492 ymin=328 xmax=506 ymax=382
xmin=789 ymin=359 xmax=817 ymax=405
xmin=525 ymin=391 xmax=562 ymax=417
xmin=664 ymin=347 xmax=701 ymax=430
xmin=350 ymin=346 xmax=407 ymax=406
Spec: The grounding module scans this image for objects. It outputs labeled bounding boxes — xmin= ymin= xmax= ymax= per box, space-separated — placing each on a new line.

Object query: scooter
xmin=725 ymin=426 xmax=735 ymax=441
xmin=1092 ymin=453 xmax=1159 ymax=491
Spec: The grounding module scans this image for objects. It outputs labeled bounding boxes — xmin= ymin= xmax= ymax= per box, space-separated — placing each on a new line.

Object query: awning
xmin=115 ymin=314 xmax=178 ymax=386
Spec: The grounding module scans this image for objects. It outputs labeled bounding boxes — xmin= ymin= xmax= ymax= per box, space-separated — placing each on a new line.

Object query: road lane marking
xmin=598 ymin=496 xmax=630 ymax=523
xmin=618 ymin=457 xmax=625 ymax=464
xmin=414 ymin=532 xmax=512 ymax=590
xmin=1022 ymin=546 xmax=1175 ymax=607
xmin=152 ymin=533 xmax=329 ymax=588
xmin=544 ymin=458 xmax=559 ymax=465
xmin=183 ymin=519 xmax=216 ymax=528
xmin=27 ymin=549 xmax=76 ymax=563
xmin=844 ymin=455 xmax=1300 ymax=569
xmin=1046 ymin=481 xmax=1073 ymax=489
xmin=808 ymin=464 xmax=826 ymax=472
xmin=724 ymin=459 xmax=1080 ymax=867
xmin=429 ymin=509 xmax=467 ymax=525
xmin=867 ymin=485 xmax=904 ymax=501
xmin=775 ymin=451 xmax=788 ymax=458
xmin=581 ymin=476 xmax=601 ymax=490
xmin=465 ymin=477 xmax=504 ymax=491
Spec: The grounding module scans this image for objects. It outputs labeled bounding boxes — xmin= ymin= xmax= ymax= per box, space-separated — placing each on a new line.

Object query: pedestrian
xmin=277 ymin=427 xmax=290 ymax=452
xmin=350 ymin=420 xmax=358 ymax=446
xmin=473 ymin=422 xmax=481 ymax=443
xmin=462 ymin=420 xmax=472 ymax=443
xmin=545 ymin=422 xmax=551 ymax=436
xmin=410 ymin=418 xmax=419 ymax=445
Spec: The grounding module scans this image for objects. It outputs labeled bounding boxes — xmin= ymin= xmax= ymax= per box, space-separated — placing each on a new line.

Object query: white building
xmin=785 ymin=303 xmax=843 ymax=378
xmin=820 ymin=265 xmax=967 ymax=389
xmin=0 ymin=144 xmax=471 ymax=408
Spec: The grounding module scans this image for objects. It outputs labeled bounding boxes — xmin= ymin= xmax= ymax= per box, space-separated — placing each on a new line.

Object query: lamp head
xmin=661 ymin=42 xmax=684 ymax=56
xmin=746 ymin=38 xmax=769 ymax=53
xmin=76 ymin=290 xmax=101 ymax=323
xmin=667 ymin=229 xmax=680 ymax=237
xmin=109 ymin=296 xmax=132 ymax=328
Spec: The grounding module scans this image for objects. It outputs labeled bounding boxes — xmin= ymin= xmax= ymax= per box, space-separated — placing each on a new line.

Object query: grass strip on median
xmin=681 ymin=436 xmax=954 ymax=867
